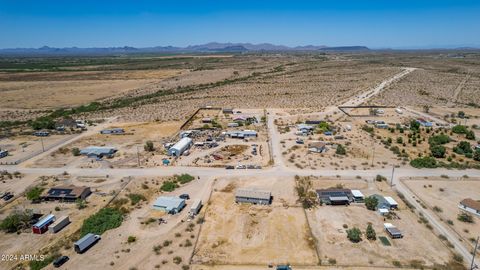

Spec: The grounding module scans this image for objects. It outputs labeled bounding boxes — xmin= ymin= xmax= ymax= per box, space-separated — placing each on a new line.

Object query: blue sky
xmin=1 ymin=0 xmax=479 ymax=49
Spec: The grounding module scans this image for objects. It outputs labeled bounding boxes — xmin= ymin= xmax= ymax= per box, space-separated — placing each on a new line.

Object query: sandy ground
xmin=193 ymin=176 xmax=318 ymax=266
xmin=403 ymin=177 xmax=480 ymax=249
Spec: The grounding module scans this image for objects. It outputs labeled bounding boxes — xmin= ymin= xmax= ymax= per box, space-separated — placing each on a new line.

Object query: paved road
xmin=1 ymin=67 xmax=477 ymax=265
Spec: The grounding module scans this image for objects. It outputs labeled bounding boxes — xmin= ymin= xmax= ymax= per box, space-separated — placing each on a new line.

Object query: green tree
xmin=366 ymin=223 xmax=376 ymax=240
xmin=410 ymin=157 xmax=437 ymax=168
xmin=144 ymin=141 xmax=155 ymax=152
xmin=466 ymin=130 xmax=476 ymax=140
xmin=365 ymin=196 xmax=378 ymax=211
xmin=336 ymin=144 xmax=346 ymax=155
xmin=26 ymin=186 xmax=44 ymax=202
xmin=452 ymin=125 xmax=468 ymax=134
xmin=458 ymin=111 xmax=465 ymax=118
xmin=453 ymin=141 xmax=472 ymax=155
xmin=410 ymin=120 xmax=420 ymax=131
xmin=80 ymin=208 xmax=123 ymax=237
xmin=430 ymin=145 xmax=446 ymax=158
xmin=72 ymin=147 xmax=81 ymax=156
xmin=346 ymin=227 xmax=362 ymax=243
xmin=396 ymin=137 xmax=403 ymax=144
xmin=474 ymin=149 xmax=480 ymax=161
xmin=0 ymin=211 xmax=31 ymax=233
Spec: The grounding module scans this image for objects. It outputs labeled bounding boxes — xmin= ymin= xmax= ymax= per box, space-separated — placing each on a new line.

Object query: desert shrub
xmin=336 ymin=144 xmax=346 ymax=155
xmin=295 ymin=176 xmax=317 ymax=209
xmin=453 ymin=141 xmax=473 ymax=155
xmin=161 ymin=181 xmax=179 ymax=192
xmin=346 ymin=227 xmax=362 ymax=243
xmin=0 ymin=211 xmax=31 ymax=233
xmin=72 ymin=147 xmax=81 ymax=156
xmin=410 ymin=156 xmax=437 ymax=168
xmin=430 ymin=145 xmax=446 ymax=158
xmin=466 ymin=130 xmax=476 ymax=140
xmin=29 ymin=255 xmax=56 ymax=270
xmin=127 ymin=236 xmax=136 ymax=243
xmin=452 ymin=125 xmax=468 ymax=134
xmin=366 ymin=223 xmax=376 ymax=240
xmin=474 ymin=149 xmax=480 ymax=161
xmin=144 ymin=141 xmax=155 ymax=152
xmin=428 ymin=134 xmax=450 ymax=146
xmin=364 ymin=196 xmax=378 ymax=211
xmin=173 ymin=256 xmax=182 ymax=264
xmin=176 ymin=174 xmax=194 ymax=184
xmin=26 ymin=186 xmax=44 ymax=202
xmin=375 ymin=175 xmax=387 ymax=182
xmin=127 ymin=193 xmax=146 ymax=205
xmin=457 ymin=212 xmax=474 ymax=223
xmin=80 ymin=208 xmax=123 ymax=237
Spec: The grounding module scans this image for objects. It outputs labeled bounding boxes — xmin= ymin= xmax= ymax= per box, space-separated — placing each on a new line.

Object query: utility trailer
xmin=74 ymin=233 xmax=101 ymax=253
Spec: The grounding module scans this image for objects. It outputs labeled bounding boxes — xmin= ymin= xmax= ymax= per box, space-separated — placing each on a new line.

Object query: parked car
xmin=246 ymin=165 xmax=256 ymax=169
xmin=236 ymin=165 xmax=246 ymax=169
xmin=276 ymin=265 xmax=292 ymax=270
xmin=3 ymin=193 xmax=14 ymax=201
xmin=0 ymin=192 xmax=11 ymax=199
xmin=225 ymin=165 xmax=235 ymax=169
xmin=53 ymin=256 xmax=69 ymax=267
xmin=179 ymin=194 xmax=190 ymax=200
xmin=295 ymin=138 xmax=304 ymax=144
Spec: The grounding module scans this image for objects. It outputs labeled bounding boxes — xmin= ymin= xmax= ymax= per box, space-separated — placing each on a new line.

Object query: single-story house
xmin=202 ymin=118 xmax=212 ymax=123
xmin=235 ymin=188 xmax=272 ymax=205
xmin=43 ymin=185 xmax=91 ymax=202
xmin=416 ymin=118 xmax=433 ymax=127
xmin=371 ymin=194 xmax=397 ymax=210
xmin=227 ymin=122 xmax=239 ymax=128
xmin=225 ymin=130 xmax=257 ymax=138
xmin=384 ymin=223 xmax=403 ymax=238
xmin=305 ymin=120 xmax=323 ymax=125
xmin=459 ymin=198 xmax=480 ymax=217
xmin=308 ymin=141 xmax=326 ymax=153
xmin=80 ymin=146 xmax=117 ymax=159
xmin=223 ymin=108 xmax=234 ymax=114
xmin=351 ymin=190 xmax=364 ymax=202
xmin=375 ymin=123 xmax=389 ymax=129
xmin=233 ymin=116 xmax=247 ymax=122
xmin=168 ymin=137 xmax=193 ymax=157
xmin=0 ymin=150 xmax=8 ymax=159
xmin=316 ymin=189 xmax=352 ymax=205
xmin=297 ymin=124 xmax=314 ymax=131
xmin=100 ymin=128 xmax=125 ymax=135
xmin=152 ymin=196 xmax=186 ymax=214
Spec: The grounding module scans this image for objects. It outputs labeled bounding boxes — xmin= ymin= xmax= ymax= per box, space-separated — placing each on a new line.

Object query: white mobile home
xmin=168 ymin=137 xmax=193 ymax=157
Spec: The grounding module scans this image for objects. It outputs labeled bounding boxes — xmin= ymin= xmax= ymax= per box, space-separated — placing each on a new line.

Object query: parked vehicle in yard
xmin=53 ymin=256 xmax=69 ymax=267
xmin=225 ymin=165 xmax=235 ymax=169
xmin=179 ymin=194 xmax=190 ymax=200
xmin=74 ymin=233 xmax=101 ymax=254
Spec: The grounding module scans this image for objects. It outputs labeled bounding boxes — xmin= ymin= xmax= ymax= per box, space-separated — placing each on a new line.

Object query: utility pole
xmin=390 ymin=165 xmax=395 ymax=188
xmin=136 ymin=145 xmax=141 ymax=167
xmin=471 ymin=236 xmax=479 ymax=270
xmin=40 ymin=137 xmax=45 ymax=152
xmin=371 ymin=140 xmax=375 ymax=167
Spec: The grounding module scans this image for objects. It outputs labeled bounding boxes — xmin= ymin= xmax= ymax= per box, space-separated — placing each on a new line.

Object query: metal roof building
xmin=153 ymin=196 xmax=186 ymax=214
xmin=79 ymin=146 xmax=117 ymax=158
xmin=316 ymin=189 xmax=352 ymax=205
xmin=43 ymin=185 xmax=91 ymax=202
xmin=32 ymin=214 xmax=56 ymax=234
xmin=235 ymin=188 xmax=271 ymax=205
xmin=168 ymin=137 xmax=193 ymax=157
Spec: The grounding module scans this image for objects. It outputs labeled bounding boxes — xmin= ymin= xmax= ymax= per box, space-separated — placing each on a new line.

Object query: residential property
xmin=79 ymin=146 xmax=117 ymax=159
xmin=305 ymin=120 xmax=323 ymax=125
xmin=375 ymin=123 xmax=389 ymax=129
xmin=168 ymin=137 xmax=193 ymax=157
xmin=371 ymin=194 xmax=397 ymax=210
xmin=179 ymin=130 xmax=196 ymax=138
xmin=316 ymin=189 xmax=352 ymax=205
xmin=43 ymin=185 xmax=91 ymax=202
xmin=55 ymin=118 xmax=77 ymax=130
xmin=384 ymin=223 xmax=403 ymax=239
xmin=233 ymin=116 xmax=247 ymax=122
xmin=32 ymin=214 xmax=56 ymax=234
xmin=100 ymin=128 xmax=125 ymax=135
xmin=223 ymin=108 xmax=234 ymax=114
xmin=459 ymin=198 xmax=480 ymax=217
xmin=153 ymin=196 xmax=186 ymax=214
xmin=416 ymin=118 xmax=433 ymax=127
xmin=308 ymin=141 xmax=326 ymax=153
xmin=351 ymin=190 xmax=364 ymax=202
xmin=49 ymin=216 xmax=70 ymax=233
xmin=0 ymin=149 xmax=8 ymax=159
xmin=235 ymin=188 xmax=272 ymax=205
xmin=225 ymin=130 xmax=258 ymax=139
xmin=202 ymin=118 xmax=212 ymax=123
xmin=33 ymin=131 xmax=49 ymax=137
xmin=297 ymin=124 xmax=314 ymax=132
xmin=227 ymin=122 xmax=239 ymax=128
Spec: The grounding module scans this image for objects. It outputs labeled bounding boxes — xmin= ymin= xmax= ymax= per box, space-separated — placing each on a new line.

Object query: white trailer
xmin=74 ymin=233 xmax=101 ymax=253
xmin=49 ymin=216 xmax=70 ymax=233
xmin=189 ymin=200 xmax=203 ymax=216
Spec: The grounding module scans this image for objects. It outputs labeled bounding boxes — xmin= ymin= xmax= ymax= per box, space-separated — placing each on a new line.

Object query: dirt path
xmin=449 ymin=74 xmax=471 ymax=106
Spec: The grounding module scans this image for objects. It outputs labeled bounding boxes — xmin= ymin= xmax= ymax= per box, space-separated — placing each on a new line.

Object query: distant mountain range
xmin=0 ymin=42 xmax=371 ymax=56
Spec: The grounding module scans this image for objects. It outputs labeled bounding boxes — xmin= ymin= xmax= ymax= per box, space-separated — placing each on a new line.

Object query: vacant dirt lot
xmin=193 ymin=177 xmax=318 ymax=266
xmin=403 ymin=177 xmax=480 ymax=249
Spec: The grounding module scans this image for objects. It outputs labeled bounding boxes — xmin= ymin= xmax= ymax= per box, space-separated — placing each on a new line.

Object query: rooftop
xmin=153 ymin=196 xmax=185 ymax=211
xmin=235 ymin=188 xmax=271 ymax=200
xmin=460 ymin=198 xmax=480 ymax=211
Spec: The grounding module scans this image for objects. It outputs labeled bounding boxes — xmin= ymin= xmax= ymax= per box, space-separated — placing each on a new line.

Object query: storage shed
xmin=384 ymin=223 xmax=403 ymax=238
xmin=168 ymin=137 xmax=193 ymax=157
xmin=235 ymin=188 xmax=271 ymax=205
xmin=32 ymin=214 xmax=55 ymax=234
xmin=80 ymin=147 xmax=117 ymax=159
xmin=153 ymin=196 xmax=186 ymax=214
xmin=49 ymin=216 xmax=70 ymax=233
xmin=351 ymin=190 xmax=364 ymax=202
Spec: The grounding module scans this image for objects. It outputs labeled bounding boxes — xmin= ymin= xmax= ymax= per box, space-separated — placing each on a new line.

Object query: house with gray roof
xmin=235 ymin=188 xmax=271 ymax=205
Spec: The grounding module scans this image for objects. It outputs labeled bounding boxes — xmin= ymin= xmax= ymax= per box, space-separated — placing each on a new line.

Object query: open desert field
xmin=403 ymin=177 xmax=480 ymax=249
xmin=192 ymin=176 xmax=318 ymax=266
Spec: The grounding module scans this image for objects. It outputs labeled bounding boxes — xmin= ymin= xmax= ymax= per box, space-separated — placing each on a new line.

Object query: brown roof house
xmin=459 ymin=198 xmax=480 ymax=217
xmin=43 ymin=185 xmax=91 ymax=202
